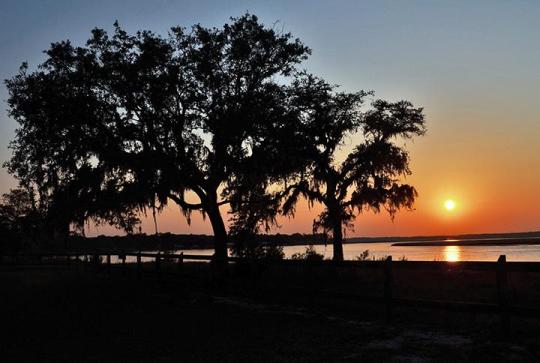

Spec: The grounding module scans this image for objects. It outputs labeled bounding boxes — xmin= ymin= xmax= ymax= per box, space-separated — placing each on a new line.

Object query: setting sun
xmin=444 ymin=199 xmax=456 ymax=211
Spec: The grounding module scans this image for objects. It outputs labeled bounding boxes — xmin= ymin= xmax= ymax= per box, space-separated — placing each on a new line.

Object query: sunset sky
xmin=1 ymin=0 xmax=539 ymax=237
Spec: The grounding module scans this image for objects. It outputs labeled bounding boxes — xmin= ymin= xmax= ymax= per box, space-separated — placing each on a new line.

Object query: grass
xmin=0 ymin=262 xmax=539 ymax=362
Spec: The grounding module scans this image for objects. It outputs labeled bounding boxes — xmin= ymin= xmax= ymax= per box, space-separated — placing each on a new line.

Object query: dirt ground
xmin=0 ymin=263 xmax=539 ymax=362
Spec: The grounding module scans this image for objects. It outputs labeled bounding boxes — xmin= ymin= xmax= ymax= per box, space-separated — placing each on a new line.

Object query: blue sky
xmin=1 ymin=0 xmax=539 ymax=235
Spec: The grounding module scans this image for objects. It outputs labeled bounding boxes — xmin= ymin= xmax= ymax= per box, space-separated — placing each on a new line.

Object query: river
xmin=134 ymin=238 xmax=540 ymax=262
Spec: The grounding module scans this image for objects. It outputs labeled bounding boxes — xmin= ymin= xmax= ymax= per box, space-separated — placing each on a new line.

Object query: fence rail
xmin=1 ymin=251 xmax=539 ymax=332
xmin=3 ymin=251 xmax=540 ymax=270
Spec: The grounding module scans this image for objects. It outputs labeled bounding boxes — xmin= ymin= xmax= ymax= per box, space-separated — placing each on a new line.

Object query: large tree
xmin=5 ymin=14 xmax=310 ymax=264
xmin=283 ymin=77 xmax=426 ymax=261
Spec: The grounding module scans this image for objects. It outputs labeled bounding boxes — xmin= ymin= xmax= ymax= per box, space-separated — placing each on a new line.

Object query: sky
xmin=1 ymin=0 xmax=539 ymax=237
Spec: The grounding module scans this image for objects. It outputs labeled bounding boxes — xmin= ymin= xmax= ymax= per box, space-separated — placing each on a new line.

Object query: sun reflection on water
xmin=444 ymin=246 xmax=461 ymax=262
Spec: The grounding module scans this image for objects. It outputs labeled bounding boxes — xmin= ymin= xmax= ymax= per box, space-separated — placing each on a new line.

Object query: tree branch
xmin=168 ymin=193 xmax=203 ymax=210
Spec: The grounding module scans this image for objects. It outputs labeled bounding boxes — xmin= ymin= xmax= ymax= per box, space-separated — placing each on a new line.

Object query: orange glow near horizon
xmin=1 ymin=1 xmax=540 ymax=241
xmin=84 ymin=111 xmax=540 ymax=238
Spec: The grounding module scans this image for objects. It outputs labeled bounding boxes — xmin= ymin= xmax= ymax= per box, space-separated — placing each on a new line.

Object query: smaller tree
xmin=0 ymin=188 xmax=44 ymax=251
xmin=283 ymin=77 xmax=426 ymax=261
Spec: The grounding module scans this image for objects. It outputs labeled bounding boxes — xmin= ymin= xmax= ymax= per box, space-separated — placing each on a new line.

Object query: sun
xmin=444 ymin=199 xmax=456 ymax=211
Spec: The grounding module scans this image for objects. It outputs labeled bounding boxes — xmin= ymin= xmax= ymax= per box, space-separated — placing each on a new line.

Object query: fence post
xmin=178 ymin=252 xmax=184 ymax=272
xmin=496 ymin=255 xmax=510 ymax=336
xmin=106 ymin=254 xmax=111 ymax=276
xmin=156 ymin=254 xmax=162 ymax=279
xmin=137 ymin=253 xmax=142 ymax=278
xmin=119 ymin=254 xmax=126 ymax=275
xmin=384 ymin=256 xmax=393 ymax=323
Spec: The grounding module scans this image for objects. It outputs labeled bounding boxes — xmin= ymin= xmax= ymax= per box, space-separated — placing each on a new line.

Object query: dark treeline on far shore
xmin=347 ymin=230 xmax=540 ymax=243
xmin=60 ymin=232 xmax=327 ymax=253
xmin=37 ymin=230 xmax=540 ymax=253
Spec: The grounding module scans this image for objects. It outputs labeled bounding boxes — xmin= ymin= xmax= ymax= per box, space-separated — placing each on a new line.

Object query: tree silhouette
xmin=5 ymin=14 xmax=310 ymax=264
xmin=283 ymin=76 xmax=426 ymax=261
xmin=5 ymin=56 xmax=145 ymax=241
xmin=0 ymin=188 xmax=44 ymax=251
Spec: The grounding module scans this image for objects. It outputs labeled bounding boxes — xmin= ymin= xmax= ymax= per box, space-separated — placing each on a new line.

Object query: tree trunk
xmin=49 ymin=219 xmax=70 ymax=250
xmin=206 ymin=197 xmax=228 ymax=269
xmin=332 ymin=219 xmax=344 ymax=262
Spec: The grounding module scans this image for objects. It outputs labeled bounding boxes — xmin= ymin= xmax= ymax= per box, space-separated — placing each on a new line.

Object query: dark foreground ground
xmin=1 ymin=262 xmax=540 ymax=362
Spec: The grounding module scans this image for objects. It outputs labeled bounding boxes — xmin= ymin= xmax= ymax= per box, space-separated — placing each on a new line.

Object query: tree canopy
xmin=0 ymin=188 xmax=45 ymax=252
xmin=5 ymin=14 xmax=313 ymax=263
xmin=282 ymin=77 xmax=426 ymax=261
xmin=4 ymin=14 xmax=426 ymax=265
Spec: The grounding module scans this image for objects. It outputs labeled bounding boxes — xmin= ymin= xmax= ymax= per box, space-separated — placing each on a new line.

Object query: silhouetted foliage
xmin=282 ymin=76 xmax=426 ymax=261
xmin=5 ymin=14 xmax=312 ymax=263
xmin=290 ymin=244 xmax=324 ymax=261
xmin=231 ymin=241 xmax=285 ymax=260
xmin=5 ymin=13 xmax=425 ymax=263
xmin=355 ymin=249 xmax=371 ymax=261
xmin=0 ymin=188 xmax=44 ymax=251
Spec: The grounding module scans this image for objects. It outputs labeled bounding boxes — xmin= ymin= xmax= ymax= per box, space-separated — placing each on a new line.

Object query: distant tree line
xmin=2 ymin=14 xmax=425 ymax=267
xmin=34 ymin=232 xmax=327 ymax=253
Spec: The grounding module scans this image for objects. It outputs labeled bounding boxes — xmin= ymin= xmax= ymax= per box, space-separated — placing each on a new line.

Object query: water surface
xmin=110 ymin=238 xmax=540 ymax=263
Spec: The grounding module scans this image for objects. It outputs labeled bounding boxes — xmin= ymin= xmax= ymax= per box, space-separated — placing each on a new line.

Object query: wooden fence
xmin=1 ymin=252 xmax=539 ymax=333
